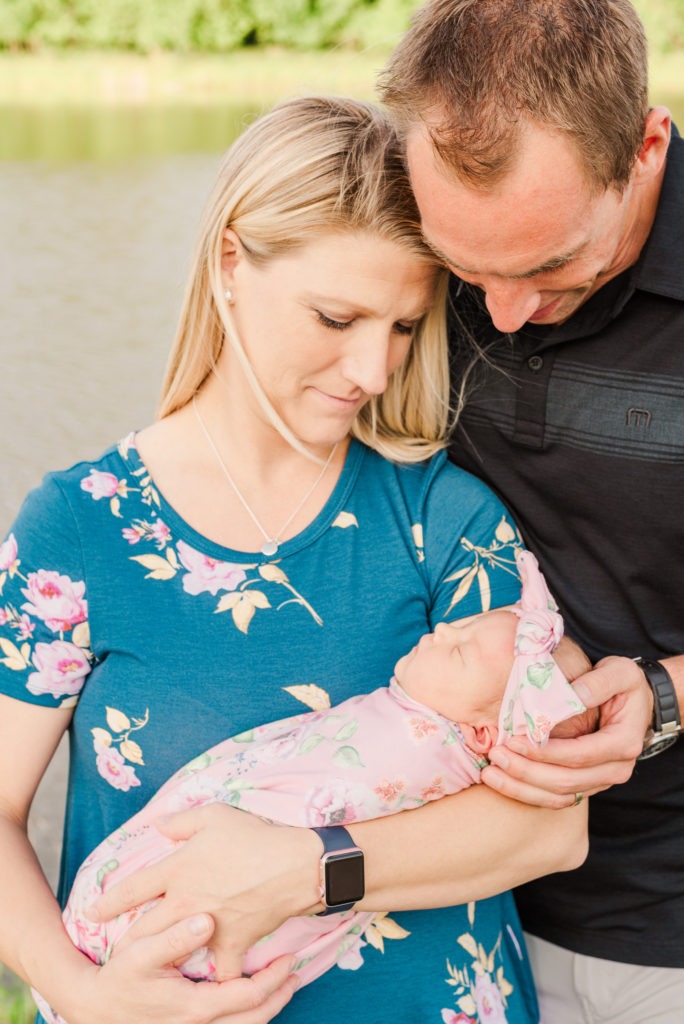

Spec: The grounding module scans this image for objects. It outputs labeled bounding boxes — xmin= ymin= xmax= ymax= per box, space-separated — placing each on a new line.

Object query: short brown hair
xmin=380 ymin=0 xmax=649 ymax=192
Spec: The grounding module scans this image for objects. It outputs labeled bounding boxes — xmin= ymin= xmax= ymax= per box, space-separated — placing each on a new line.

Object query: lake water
xmin=0 ymin=107 xmax=252 ymax=896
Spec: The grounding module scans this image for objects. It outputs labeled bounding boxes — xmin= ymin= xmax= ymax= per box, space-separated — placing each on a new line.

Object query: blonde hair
xmin=380 ymin=0 xmax=649 ymax=193
xmin=159 ymin=95 xmax=450 ymax=463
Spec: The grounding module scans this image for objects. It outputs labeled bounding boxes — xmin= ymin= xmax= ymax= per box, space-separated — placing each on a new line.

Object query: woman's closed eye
xmin=316 ymin=310 xmax=353 ymax=331
xmin=315 ymin=311 xmax=417 ymax=335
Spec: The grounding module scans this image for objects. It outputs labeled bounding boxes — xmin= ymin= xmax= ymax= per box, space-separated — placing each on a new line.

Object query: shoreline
xmin=0 ymin=46 xmax=682 ymax=107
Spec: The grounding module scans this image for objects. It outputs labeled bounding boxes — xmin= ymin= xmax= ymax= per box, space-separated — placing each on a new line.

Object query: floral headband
xmin=497 ymin=550 xmax=586 ymax=746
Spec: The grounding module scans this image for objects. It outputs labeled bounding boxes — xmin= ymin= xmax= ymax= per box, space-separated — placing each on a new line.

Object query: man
xmin=381 ymin=1 xmax=684 ymax=1021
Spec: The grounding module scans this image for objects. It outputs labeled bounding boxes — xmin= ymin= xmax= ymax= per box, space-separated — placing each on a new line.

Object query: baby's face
xmin=394 ymin=609 xmax=518 ymax=722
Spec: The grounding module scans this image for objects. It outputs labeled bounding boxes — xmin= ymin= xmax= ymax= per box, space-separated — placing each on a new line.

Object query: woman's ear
xmin=221 ymin=227 xmax=244 ymax=288
xmin=459 ymin=722 xmax=499 ymax=755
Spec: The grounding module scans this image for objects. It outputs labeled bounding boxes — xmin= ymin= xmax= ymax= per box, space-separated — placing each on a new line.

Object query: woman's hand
xmin=481 ymin=655 xmax=652 ymax=808
xmin=88 ymin=804 xmax=322 ymax=981
xmin=66 ymin=913 xmax=295 ymax=1024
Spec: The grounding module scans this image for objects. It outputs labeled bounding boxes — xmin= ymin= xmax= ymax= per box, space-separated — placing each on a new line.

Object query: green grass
xmin=0 ymin=974 xmax=35 ymax=1024
xmin=0 ymin=46 xmax=387 ymax=105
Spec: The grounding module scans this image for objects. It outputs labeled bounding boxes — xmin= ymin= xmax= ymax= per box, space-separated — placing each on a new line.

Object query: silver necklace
xmin=192 ymin=395 xmax=338 ymax=557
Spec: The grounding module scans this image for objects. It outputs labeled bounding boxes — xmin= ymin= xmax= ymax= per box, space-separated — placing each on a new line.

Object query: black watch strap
xmin=635 ymin=658 xmax=682 ymax=759
xmin=635 ymin=658 xmax=681 ymax=733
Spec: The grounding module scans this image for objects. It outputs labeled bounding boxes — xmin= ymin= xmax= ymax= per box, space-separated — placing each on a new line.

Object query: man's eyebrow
xmin=423 ymin=237 xmax=586 ymax=280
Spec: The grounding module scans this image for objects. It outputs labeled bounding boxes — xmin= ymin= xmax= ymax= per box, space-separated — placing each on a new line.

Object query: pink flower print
xmin=474 ymin=974 xmax=508 ymax=1023
xmin=93 ymin=738 xmax=141 ymax=792
xmin=421 ymin=776 xmax=445 ymax=801
xmin=21 ymin=570 xmax=87 ymax=632
xmin=80 ymin=470 xmax=122 ymax=500
xmin=410 ymin=716 xmax=440 ymax=740
xmin=530 ymin=713 xmax=552 ymax=744
xmin=0 ymin=609 xmax=8 ymax=626
xmin=16 ymin=614 xmax=35 ymax=640
xmin=122 ymin=525 xmax=145 ymax=545
xmin=306 ymin=782 xmax=365 ymax=826
xmin=176 ymin=539 xmax=247 ymax=596
xmin=441 ymin=1012 xmax=476 ymax=1024
xmin=0 ymin=533 xmax=18 ymax=571
xmin=64 ymin=908 xmax=108 ymax=962
xmin=374 ymin=778 xmax=406 ymax=804
xmin=150 ymin=519 xmax=171 ymax=549
xmin=26 ymin=640 xmax=90 ymax=698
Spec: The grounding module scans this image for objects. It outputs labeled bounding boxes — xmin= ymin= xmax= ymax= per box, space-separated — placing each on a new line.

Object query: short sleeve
xmin=418 ymin=458 xmax=524 ymax=625
xmin=0 ymin=475 xmax=93 ymax=707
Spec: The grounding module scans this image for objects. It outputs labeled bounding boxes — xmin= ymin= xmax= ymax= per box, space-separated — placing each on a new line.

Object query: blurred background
xmin=0 ymin=1 xmax=683 ymax=1018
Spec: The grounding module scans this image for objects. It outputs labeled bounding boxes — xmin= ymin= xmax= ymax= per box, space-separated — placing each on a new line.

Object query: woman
xmin=0 ymin=96 xmax=586 ymax=1024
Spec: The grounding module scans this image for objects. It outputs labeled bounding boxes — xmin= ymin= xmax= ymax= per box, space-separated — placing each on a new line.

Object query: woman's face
xmin=221 ymin=230 xmax=439 ymax=450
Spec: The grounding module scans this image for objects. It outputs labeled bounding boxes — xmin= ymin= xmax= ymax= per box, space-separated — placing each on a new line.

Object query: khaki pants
xmin=525 ymin=933 xmax=684 ymax=1024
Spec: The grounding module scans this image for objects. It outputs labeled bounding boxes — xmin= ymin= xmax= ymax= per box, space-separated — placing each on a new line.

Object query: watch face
xmin=324 ymin=850 xmax=365 ymax=907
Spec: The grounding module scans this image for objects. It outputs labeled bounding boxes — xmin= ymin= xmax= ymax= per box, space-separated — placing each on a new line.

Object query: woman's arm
xmin=0 ymin=695 xmax=294 ymax=1024
xmin=91 ymin=778 xmax=587 ymax=980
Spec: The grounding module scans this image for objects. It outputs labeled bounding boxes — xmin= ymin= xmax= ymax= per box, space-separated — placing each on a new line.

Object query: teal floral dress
xmin=0 ymin=436 xmax=539 ymax=1024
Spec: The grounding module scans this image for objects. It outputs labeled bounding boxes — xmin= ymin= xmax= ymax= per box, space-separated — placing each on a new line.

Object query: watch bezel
xmin=320 ymin=848 xmax=366 ymax=908
xmin=312 ymin=825 xmax=365 ymax=916
xmin=638 ymin=730 xmax=679 ymax=759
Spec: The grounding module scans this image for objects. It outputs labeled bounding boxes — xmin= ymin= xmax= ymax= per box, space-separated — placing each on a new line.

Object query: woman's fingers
xmin=211 ymin=957 xmax=297 ymax=1024
xmin=87 ymin=858 xmax=166 ymax=922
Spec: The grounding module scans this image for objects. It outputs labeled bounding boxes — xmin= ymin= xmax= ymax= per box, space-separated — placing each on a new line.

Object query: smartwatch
xmin=312 ymin=825 xmax=365 ymax=916
xmin=634 ymin=657 xmax=682 ymax=760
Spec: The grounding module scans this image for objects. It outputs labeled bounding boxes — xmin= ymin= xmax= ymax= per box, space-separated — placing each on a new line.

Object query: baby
xmin=34 ymin=551 xmax=589 ymax=1022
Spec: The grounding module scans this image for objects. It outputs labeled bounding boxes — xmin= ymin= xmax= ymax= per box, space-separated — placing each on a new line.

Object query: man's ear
xmin=633 ymin=106 xmax=671 ymax=182
xmin=459 ymin=722 xmax=499 ymax=755
xmin=221 ymin=227 xmax=244 ymax=288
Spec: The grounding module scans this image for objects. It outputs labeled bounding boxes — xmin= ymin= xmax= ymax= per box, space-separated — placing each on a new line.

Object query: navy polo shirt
xmin=447 ymin=129 xmax=684 ymax=967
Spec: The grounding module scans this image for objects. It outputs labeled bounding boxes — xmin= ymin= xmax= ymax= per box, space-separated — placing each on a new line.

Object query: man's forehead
xmin=406 ymin=125 xmax=597 ymax=279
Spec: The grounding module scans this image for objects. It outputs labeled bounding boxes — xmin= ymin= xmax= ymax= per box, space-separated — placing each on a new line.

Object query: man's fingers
xmin=481 ymin=763 xmax=578 ymax=809
xmin=483 ymin=745 xmax=629 ymax=801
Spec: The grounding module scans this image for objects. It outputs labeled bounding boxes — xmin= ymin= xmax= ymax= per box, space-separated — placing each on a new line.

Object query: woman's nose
xmin=340 ymin=331 xmax=394 ymax=396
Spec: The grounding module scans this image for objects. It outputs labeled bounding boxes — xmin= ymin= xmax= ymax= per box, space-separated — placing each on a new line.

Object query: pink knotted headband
xmin=497 ymin=550 xmax=586 ymax=746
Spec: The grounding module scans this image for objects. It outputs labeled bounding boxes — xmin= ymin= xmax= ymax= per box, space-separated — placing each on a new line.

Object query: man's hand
xmin=87 ymin=804 xmax=322 ymax=981
xmin=481 ymin=656 xmax=652 ymax=808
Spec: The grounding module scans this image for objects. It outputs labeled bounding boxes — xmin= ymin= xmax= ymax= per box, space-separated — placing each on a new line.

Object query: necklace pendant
xmin=261 ymin=540 xmax=279 ymax=557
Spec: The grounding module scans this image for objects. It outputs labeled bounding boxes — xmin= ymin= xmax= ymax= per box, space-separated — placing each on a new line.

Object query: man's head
xmin=381 ymin=0 xmax=671 ymax=330
xmin=381 ymin=0 xmax=649 ymax=193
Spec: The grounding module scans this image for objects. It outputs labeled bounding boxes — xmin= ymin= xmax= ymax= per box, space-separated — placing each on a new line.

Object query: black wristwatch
xmin=312 ymin=825 xmax=365 ymax=915
xmin=634 ymin=657 xmax=682 ymax=760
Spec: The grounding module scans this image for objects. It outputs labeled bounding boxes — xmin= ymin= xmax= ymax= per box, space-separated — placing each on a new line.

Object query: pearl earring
xmin=225 ymin=288 xmax=234 ymax=304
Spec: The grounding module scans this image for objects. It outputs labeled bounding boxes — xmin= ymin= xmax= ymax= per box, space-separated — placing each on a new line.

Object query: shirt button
xmin=527 ymin=355 xmax=544 ymax=372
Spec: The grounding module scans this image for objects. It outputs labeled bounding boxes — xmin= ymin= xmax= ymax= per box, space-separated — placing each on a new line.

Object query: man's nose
xmin=482 ymin=279 xmax=542 ymax=333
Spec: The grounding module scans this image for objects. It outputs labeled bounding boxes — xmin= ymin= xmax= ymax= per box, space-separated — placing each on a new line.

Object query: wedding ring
xmin=573 ymin=792 xmax=584 ymax=806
